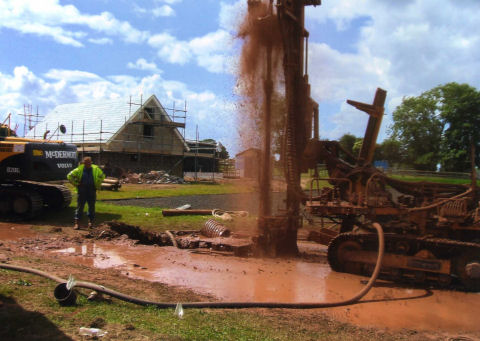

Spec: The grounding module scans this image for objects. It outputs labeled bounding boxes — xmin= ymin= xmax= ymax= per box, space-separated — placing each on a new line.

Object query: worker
xmin=67 ymin=156 xmax=105 ymax=229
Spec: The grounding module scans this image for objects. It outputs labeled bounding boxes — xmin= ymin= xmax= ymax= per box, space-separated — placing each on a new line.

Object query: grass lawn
xmin=93 ymin=182 xmax=255 ymax=200
xmin=32 ymin=182 xmax=259 ymax=232
xmin=389 ymin=174 xmax=479 ymax=186
xmin=32 ymin=201 xmax=233 ymax=232
xmin=44 ymin=173 xmax=476 ymax=231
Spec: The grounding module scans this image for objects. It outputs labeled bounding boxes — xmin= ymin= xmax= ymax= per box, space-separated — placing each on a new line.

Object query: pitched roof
xmin=26 ymin=95 xmax=187 ymax=150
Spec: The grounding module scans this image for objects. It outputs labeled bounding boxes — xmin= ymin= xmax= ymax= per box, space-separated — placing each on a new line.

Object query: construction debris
xmin=122 ymin=170 xmax=185 ymax=184
xmin=103 ymin=221 xmax=251 ymax=256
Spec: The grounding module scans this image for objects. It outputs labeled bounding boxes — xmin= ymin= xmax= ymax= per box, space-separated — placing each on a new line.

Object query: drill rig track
xmin=327 ymin=232 xmax=480 ymax=291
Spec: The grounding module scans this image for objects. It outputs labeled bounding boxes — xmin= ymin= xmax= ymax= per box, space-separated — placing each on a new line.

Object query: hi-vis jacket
xmin=67 ymin=164 xmax=105 ymax=190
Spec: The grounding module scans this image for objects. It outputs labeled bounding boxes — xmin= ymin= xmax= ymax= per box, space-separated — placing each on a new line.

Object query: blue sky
xmin=1 ymin=0 xmax=480 ymax=155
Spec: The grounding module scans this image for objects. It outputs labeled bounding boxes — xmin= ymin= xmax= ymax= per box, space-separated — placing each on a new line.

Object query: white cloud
xmin=140 ymin=2 xmax=239 ymax=74
xmin=219 ymin=0 xmax=246 ymax=31
xmin=127 ymin=59 xmax=162 ymax=73
xmin=148 ymin=29 xmax=235 ymax=73
xmin=0 ymin=0 xmax=149 ymax=47
xmin=308 ymin=43 xmax=390 ymax=103
xmin=189 ymin=30 xmax=233 ymax=73
xmin=133 ymin=3 xmax=147 ymax=15
xmin=155 ymin=0 xmax=182 ymax=5
xmin=148 ymin=33 xmax=192 ymax=65
xmin=134 ymin=3 xmax=176 ymax=18
xmin=152 ymin=5 xmax=175 ymax=17
xmin=88 ymin=38 xmax=113 ymax=45
xmin=44 ymin=69 xmax=102 ymax=82
xmin=304 ymin=0 xmax=480 ymax=140
xmin=0 ymin=66 xmax=77 ymax=134
xmin=88 ymin=37 xmax=113 ymax=45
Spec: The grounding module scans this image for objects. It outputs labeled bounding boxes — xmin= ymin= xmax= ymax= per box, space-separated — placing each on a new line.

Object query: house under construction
xmin=26 ymin=95 xmax=191 ymax=176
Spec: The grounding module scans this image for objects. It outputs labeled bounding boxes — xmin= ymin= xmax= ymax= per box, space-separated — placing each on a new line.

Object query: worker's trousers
xmin=75 ymin=186 xmax=96 ymax=222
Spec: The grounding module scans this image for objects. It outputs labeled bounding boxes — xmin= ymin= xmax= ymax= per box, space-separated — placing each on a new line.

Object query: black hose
xmin=0 ymin=222 xmax=384 ymax=309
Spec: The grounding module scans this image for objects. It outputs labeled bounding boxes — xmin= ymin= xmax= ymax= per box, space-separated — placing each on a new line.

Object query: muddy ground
xmin=1 ymin=221 xmax=480 ymax=340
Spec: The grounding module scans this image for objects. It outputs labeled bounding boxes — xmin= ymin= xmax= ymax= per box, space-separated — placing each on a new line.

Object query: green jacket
xmin=67 ymin=164 xmax=105 ymax=190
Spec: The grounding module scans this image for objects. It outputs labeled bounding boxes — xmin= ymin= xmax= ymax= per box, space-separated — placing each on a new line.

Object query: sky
xmin=1 ymin=0 xmax=480 ymax=156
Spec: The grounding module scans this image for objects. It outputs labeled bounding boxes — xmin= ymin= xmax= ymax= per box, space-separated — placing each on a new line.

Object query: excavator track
xmin=0 ymin=181 xmax=72 ymax=221
xmin=19 ymin=181 xmax=72 ymax=209
xmin=327 ymin=232 xmax=480 ymax=291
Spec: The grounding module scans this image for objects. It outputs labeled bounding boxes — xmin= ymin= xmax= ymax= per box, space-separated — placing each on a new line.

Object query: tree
xmin=352 ymin=138 xmax=363 ymax=158
xmin=431 ymin=83 xmax=480 ymax=172
xmin=390 ymin=82 xmax=480 ymax=172
xmin=375 ymin=138 xmax=403 ymax=167
xmin=200 ymin=139 xmax=230 ymax=159
xmin=335 ymin=134 xmax=402 ymax=168
xmin=350 ymin=138 xmax=384 ymax=164
xmin=339 ymin=133 xmax=357 ymax=154
xmin=218 ymin=144 xmax=230 ymax=159
xmin=389 ymin=92 xmax=445 ymax=171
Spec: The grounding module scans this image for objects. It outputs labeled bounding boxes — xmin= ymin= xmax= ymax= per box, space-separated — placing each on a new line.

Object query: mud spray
xmin=236 ymin=0 xmax=284 ymax=217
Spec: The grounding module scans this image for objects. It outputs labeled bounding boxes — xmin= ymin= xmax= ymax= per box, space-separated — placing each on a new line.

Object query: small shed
xmin=235 ymin=148 xmax=261 ymax=178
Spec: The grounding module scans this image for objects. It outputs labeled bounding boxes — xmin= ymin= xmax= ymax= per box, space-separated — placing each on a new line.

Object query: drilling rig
xmin=303 ymin=90 xmax=480 ymax=291
xmin=252 ymin=0 xmax=480 ymax=291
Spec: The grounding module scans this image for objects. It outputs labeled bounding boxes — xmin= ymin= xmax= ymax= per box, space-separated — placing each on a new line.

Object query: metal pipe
xmin=162 ymin=209 xmax=213 ymax=216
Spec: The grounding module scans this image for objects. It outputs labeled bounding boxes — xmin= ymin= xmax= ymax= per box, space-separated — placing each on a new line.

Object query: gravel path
xmin=103 ymin=192 xmax=286 ymax=215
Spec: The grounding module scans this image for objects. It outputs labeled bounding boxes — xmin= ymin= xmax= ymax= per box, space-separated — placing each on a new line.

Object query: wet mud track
xmin=2 ymin=223 xmax=480 ymax=338
xmin=50 ymin=240 xmax=480 ymax=334
xmin=102 ymin=192 xmax=286 ymax=214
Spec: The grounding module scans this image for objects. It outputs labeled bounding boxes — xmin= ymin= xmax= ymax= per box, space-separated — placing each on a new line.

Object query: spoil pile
xmin=122 ymin=170 xmax=185 ymax=184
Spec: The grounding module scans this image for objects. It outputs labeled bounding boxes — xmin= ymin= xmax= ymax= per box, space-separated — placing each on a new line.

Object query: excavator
xmin=252 ymin=0 xmax=480 ymax=291
xmin=0 ymin=117 xmax=77 ymax=220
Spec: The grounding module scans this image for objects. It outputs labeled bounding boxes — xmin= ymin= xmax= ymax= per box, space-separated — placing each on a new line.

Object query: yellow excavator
xmin=0 ymin=119 xmax=77 ymax=220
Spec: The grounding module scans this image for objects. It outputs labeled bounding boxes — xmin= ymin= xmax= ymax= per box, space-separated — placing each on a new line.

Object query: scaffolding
xmin=27 ymin=96 xmax=221 ymax=177
xmin=19 ymin=104 xmax=43 ymax=137
xmin=29 ymin=96 xmax=188 ymax=169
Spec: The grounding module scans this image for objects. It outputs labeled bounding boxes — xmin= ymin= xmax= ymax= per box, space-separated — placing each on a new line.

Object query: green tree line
xmin=340 ymin=82 xmax=480 ymax=172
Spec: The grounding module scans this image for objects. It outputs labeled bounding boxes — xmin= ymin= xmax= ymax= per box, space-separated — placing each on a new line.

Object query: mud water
xmin=2 ymin=223 xmax=480 ymax=334
xmin=52 ymin=239 xmax=480 ymax=333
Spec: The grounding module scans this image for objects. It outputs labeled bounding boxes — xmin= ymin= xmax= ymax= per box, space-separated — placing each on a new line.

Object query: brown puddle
xmin=52 ymin=241 xmax=480 ymax=333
